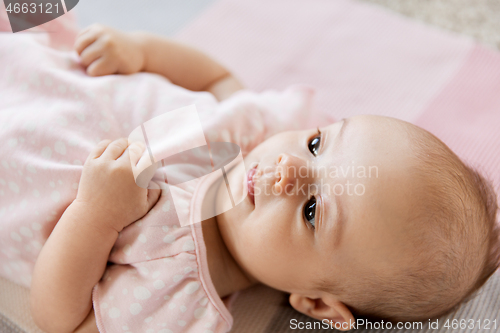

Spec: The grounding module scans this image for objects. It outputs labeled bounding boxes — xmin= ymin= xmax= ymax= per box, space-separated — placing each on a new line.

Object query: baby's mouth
xmin=247 ymin=165 xmax=258 ymax=205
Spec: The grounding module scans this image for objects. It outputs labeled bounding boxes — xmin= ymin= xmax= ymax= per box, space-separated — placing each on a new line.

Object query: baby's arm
xmin=30 ymin=139 xmax=160 ymax=333
xmin=30 ymin=202 xmax=116 ymax=333
xmin=74 ymin=24 xmax=244 ymax=101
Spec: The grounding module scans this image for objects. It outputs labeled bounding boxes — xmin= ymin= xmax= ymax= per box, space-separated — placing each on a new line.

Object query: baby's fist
xmin=74 ymin=24 xmax=145 ymax=76
xmin=75 ymin=138 xmax=161 ymax=233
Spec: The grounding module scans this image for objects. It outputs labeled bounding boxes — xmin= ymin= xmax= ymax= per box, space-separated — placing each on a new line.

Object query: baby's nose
xmin=276 ymin=153 xmax=303 ymax=166
xmin=274 ymin=153 xmax=306 ymax=190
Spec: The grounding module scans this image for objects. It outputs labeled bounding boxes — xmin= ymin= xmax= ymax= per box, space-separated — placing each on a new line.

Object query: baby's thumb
xmin=146 ymin=182 xmax=161 ymax=211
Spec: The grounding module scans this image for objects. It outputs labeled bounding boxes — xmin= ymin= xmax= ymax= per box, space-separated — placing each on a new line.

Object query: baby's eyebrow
xmin=331 ymin=193 xmax=345 ymax=248
xmin=320 ymin=118 xmax=349 ymax=158
xmin=318 ymin=118 xmax=350 ymax=158
xmin=337 ymin=118 xmax=349 ymax=147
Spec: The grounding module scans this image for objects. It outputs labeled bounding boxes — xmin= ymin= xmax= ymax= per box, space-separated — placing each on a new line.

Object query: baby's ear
xmin=289 ymin=293 xmax=355 ymax=331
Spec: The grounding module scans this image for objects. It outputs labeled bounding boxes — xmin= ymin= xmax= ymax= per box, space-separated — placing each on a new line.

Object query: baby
xmin=23 ymin=24 xmax=500 ymax=333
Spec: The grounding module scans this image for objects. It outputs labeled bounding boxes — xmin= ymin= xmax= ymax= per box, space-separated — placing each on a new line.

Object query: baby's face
xmin=216 ymin=115 xmax=423 ymax=296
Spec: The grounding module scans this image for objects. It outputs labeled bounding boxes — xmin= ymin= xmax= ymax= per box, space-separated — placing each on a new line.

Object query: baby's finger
xmin=100 ymin=138 xmax=129 ymax=160
xmin=79 ymin=38 xmax=108 ymax=68
xmin=146 ymin=185 xmax=161 ymax=211
xmin=125 ymin=141 xmax=147 ymax=166
xmin=132 ymin=154 xmax=158 ymax=189
xmin=85 ymin=139 xmax=112 ymax=163
xmin=134 ymin=149 xmax=156 ymax=175
xmin=86 ymin=56 xmax=118 ymax=77
xmin=74 ymin=30 xmax=99 ymax=55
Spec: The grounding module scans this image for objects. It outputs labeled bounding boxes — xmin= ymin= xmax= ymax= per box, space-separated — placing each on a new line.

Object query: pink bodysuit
xmin=0 ymin=10 xmax=320 ymax=333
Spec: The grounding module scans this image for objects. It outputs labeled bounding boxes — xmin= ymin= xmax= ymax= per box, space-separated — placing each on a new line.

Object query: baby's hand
xmin=74 ymin=24 xmax=145 ymax=77
xmin=74 ymin=138 xmax=161 ymax=233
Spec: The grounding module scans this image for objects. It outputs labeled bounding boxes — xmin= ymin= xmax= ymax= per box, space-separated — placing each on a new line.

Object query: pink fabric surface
xmin=176 ymin=0 xmax=500 ymax=210
xmin=176 ymin=0 xmax=473 ymax=123
xmin=415 ymin=46 xmax=500 ymax=193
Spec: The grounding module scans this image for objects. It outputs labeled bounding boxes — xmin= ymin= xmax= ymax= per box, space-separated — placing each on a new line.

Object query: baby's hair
xmin=461 ymin=166 xmax=500 ymax=301
xmin=316 ymin=123 xmax=500 ymax=322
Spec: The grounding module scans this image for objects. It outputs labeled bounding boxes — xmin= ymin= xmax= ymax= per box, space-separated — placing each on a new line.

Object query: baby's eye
xmin=303 ymin=196 xmax=316 ymax=229
xmin=308 ymin=134 xmax=321 ymax=156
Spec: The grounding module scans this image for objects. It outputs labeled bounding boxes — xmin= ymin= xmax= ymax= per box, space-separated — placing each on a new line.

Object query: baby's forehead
xmin=309 ymin=115 xmax=450 ymax=218
xmin=333 ymin=116 xmax=417 ymax=150
xmin=317 ymin=117 xmax=418 ymax=174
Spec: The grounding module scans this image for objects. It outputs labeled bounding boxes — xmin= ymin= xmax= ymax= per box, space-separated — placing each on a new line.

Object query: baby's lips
xmin=247 ymin=166 xmax=257 ymax=203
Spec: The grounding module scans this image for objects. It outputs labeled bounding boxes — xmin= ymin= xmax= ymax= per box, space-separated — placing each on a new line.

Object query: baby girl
xmin=0 ymin=21 xmax=498 ymax=333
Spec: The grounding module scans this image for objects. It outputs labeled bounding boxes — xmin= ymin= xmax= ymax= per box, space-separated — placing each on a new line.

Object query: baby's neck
xmin=201 ymin=216 xmax=257 ymax=298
